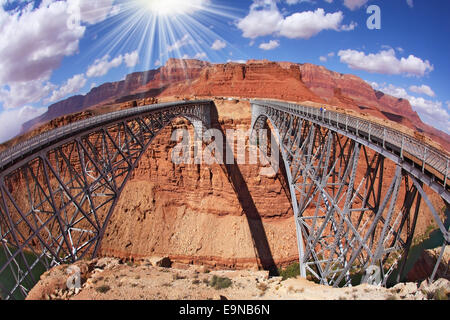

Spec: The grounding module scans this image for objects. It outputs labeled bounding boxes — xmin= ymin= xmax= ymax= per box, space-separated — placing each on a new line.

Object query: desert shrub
xmin=96 ymin=285 xmax=110 ymax=294
xmin=209 ymin=275 xmax=232 ymax=290
xmin=172 ymin=273 xmax=186 ymax=280
xmin=278 ymin=262 xmax=300 ymax=280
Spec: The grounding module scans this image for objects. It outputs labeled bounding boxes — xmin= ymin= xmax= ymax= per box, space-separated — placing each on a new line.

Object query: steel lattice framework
xmin=0 ymin=100 xmax=212 ymax=299
xmin=0 ymin=98 xmax=449 ymax=299
xmin=251 ymin=99 xmax=449 ymax=288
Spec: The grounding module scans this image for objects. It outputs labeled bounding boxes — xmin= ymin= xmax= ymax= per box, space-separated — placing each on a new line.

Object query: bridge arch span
xmin=0 ymin=100 xmax=212 ymax=299
xmin=250 ymin=99 xmax=449 ymax=287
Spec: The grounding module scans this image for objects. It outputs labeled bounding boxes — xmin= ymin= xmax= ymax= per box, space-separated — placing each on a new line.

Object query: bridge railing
xmin=0 ymin=100 xmax=212 ymax=170
xmin=252 ymin=99 xmax=450 ymax=187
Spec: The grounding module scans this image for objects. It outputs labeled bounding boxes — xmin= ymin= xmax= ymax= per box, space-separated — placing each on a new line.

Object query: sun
xmin=87 ymin=0 xmax=242 ymax=74
xmin=136 ymin=0 xmax=208 ymax=16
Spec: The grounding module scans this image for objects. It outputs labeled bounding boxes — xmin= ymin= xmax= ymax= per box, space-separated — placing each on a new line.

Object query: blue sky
xmin=0 ymin=0 xmax=449 ymax=143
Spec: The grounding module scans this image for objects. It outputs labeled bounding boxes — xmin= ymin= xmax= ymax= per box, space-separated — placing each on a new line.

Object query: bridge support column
xmin=251 ymin=102 xmax=307 ymax=279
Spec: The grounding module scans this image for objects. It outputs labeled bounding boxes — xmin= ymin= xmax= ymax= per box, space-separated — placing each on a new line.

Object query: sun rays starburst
xmin=80 ymin=0 xmax=246 ymax=76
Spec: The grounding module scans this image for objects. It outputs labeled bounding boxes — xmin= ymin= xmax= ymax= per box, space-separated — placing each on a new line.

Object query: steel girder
xmin=0 ymin=101 xmax=212 ymax=299
xmin=251 ymin=101 xmax=449 ymax=288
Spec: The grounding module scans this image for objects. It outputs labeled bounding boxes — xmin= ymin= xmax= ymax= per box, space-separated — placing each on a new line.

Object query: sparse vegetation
xmin=278 ymin=262 xmax=300 ymax=280
xmin=172 ymin=273 xmax=186 ymax=280
xmin=412 ymin=224 xmax=437 ymax=246
xmin=209 ymin=275 xmax=232 ymax=290
xmin=96 ymin=285 xmax=111 ymax=294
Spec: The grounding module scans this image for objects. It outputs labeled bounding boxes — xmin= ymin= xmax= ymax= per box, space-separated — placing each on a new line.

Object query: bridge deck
xmin=0 ymin=100 xmax=212 ymax=172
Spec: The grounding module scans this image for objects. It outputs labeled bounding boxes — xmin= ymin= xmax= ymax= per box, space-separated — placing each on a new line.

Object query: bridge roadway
xmin=0 ymin=100 xmax=212 ymax=174
xmin=0 ymin=99 xmax=448 ymax=298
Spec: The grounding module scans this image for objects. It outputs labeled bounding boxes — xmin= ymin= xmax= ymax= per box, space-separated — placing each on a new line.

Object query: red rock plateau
xmin=2 ymin=59 xmax=448 ymax=273
xmin=18 ymin=58 xmax=450 ymax=151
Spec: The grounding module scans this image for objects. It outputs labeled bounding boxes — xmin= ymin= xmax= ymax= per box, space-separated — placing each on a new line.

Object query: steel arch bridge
xmin=251 ymin=99 xmax=449 ymax=288
xmin=0 ymin=100 xmax=212 ymax=299
xmin=0 ymin=99 xmax=448 ymax=299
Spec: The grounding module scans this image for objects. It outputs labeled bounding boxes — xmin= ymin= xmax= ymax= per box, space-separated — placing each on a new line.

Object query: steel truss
xmin=251 ymin=100 xmax=449 ymax=288
xmin=0 ymin=101 xmax=212 ymax=299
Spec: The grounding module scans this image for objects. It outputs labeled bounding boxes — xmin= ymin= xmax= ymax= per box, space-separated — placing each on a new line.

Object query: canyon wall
xmin=98 ymin=100 xmax=299 ymax=270
xmin=15 ymin=59 xmax=450 ymax=152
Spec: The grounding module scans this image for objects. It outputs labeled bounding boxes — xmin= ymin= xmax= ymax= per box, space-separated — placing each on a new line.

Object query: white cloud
xmin=181 ymin=52 xmax=208 ymax=60
xmin=320 ymin=51 xmax=335 ymax=62
xmin=0 ymin=1 xmax=85 ymax=86
xmin=194 ymin=52 xmax=207 ymax=59
xmin=237 ymin=2 xmax=355 ymax=40
xmin=406 ymin=0 xmax=414 ymax=8
xmin=124 ymin=51 xmax=139 ymax=67
xmin=369 ymin=82 xmax=450 ymax=134
xmin=47 ymin=74 xmax=87 ymax=103
xmin=408 ymin=97 xmax=450 ymax=134
xmin=167 ymin=34 xmax=193 ymax=52
xmin=340 ymin=21 xmax=357 ymax=31
xmin=0 ymin=79 xmax=55 ymax=109
xmin=343 ymin=0 xmax=368 ymax=11
xmin=211 ymin=39 xmax=226 ymax=50
xmin=77 ymin=0 xmax=117 ymax=25
xmin=259 ymin=40 xmax=280 ymax=50
xmin=409 ymin=85 xmax=435 ymax=97
xmin=285 ymin=0 xmax=315 ymax=4
xmin=278 ymin=9 xmax=346 ymax=39
xmin=86 ymin=54 xmax=123 ymax=78
xmin=237 ymin=1 xmax=284 ymax=39
xmin=371 ymin=83 xmax=409 ymax=99
xmin=0 ymin=0 xmax=118 ymax=111
xmin=338 ymin=49 xmax=434 ymax=77
xmin=227 ymin=59 xmax=247 ymax=64
xmin=0 ymin=105 xmax=47 ymax=143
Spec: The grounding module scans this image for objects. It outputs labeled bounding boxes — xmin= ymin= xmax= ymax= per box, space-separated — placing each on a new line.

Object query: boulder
xmin=147 ymin=256 xmax=172 ymax=268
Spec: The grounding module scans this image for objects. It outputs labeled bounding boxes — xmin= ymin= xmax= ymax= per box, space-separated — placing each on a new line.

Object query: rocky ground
xmin=26 ymin=257 xmax=449 ymax=301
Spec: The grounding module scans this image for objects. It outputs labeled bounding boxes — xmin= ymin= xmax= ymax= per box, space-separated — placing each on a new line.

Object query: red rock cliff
xmin=16 ymin=58 xmax=450 ymax=151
